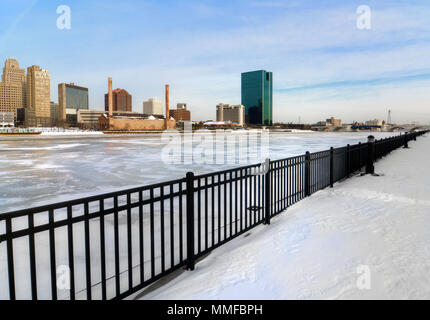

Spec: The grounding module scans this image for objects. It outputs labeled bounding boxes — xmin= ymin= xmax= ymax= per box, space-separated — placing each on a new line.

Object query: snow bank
xmin=140 ymin=134 xmax=430 ymax=300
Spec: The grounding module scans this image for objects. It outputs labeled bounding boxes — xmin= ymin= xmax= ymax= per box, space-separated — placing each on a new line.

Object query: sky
xmin=0 ymin=0 xmax=429 ymax=124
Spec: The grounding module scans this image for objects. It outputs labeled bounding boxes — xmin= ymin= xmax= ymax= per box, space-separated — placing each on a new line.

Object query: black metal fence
xmin=0 ymin=131 xmax=427 ymax=300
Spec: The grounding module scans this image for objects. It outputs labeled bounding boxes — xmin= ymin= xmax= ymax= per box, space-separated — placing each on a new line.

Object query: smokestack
xmin=165 ymin=84 xmax=170 ymax=129
xmin=108 ymin=77 xmax=113 ymax=117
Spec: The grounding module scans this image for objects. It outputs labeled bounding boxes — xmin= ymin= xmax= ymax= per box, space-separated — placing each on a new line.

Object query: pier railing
xmin=0 ymin=130 xmax=428 ymax=300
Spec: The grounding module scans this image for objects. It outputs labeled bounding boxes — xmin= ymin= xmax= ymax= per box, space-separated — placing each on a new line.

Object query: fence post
xmin=305 ymin=151 xmax=311 ymax=196
xmin=185 ymin=172 xmax=195 ymax=271
xmin=366 ymin=136 xmax=375 ymax=175
xmin=330 ymin=147 xmax=334 ymax=188
xmin=346 ymin=144 xmax=350 ymax=177
xmin=264 ymin=159 xmax=271 ymax=225
xmin=403 ymin=132 xmax=409 ymax=149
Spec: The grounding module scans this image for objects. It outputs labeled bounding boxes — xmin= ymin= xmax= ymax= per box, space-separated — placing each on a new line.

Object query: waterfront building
xmin=170 ymin=103 xmax=191 ymax=121
xmin=101 ymin=78 xmax=175 ymax=131
xmin=0 ymin=112 xmax=14 ymax=127
xmin=104 ymin=88 xmax=132 ymax=112
xmin=143 ymin=98 xmax=163 ymax=115
xmin=326 ymin=117 xmax=342 ymax=126
xmin=365 ymin=119 xmax=383 ymax=126
xmin=216 ymin=103 xmax=245 ymax=127
xmin=241 ymin=70 xmax=273 ymax=126
xmin=77 ymin=109 xmax=105 ymax=129
xmin=26 ymin=65 xmax=51 ymax=127
xmin=0 ymin=59 xmax=27 ymax=120
xmin=58 ymin=83 xmax=89 ymax=124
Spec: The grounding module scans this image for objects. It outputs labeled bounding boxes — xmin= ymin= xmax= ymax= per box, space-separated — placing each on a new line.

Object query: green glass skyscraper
xmin=241 ymin=70 xmax=273 ymax=126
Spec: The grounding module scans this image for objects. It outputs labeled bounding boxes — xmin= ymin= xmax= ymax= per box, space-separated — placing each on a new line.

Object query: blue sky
xmin=1 ymin=0 xmax=430 ymax=123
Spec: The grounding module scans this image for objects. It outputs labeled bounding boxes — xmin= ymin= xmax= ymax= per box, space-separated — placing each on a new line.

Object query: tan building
xmin=0 ymin=59 xmax=27 ymax=120
xmin=143 ymin=98 xmax=163 ymax=115
xmin=77 ymin=109 xmax=105 ymax=129
xmin=326 ymin=117 xmax=342 ymax=127
xmin=365 ymin=119 xmax=383 ymax=126
xmin=216 ymin=103 xmax=245 ymax=127
xmin=26 ymin=65 xmax=51 ymax=126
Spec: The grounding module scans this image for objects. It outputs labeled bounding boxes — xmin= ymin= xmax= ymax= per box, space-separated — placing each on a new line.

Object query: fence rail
xmin=0 ymin=131 xmax=428 ymax=300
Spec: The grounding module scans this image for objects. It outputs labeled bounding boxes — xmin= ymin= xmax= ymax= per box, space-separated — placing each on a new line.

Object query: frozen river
xmin=0 ymin=131 xmax=396 ymax=213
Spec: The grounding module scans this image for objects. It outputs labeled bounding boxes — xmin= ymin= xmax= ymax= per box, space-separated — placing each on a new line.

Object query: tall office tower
xmin=104 ymin=88 xmax=132 ymax=112
xmin=26 ymin=65 xmax=51 ymax=126
xmin=143 ymin=98 xmax=163 ymax=115
xmin=0 ymin=58 xmax=27 ymax=120
xmin=58 ymin=83 xmax=89 ymax=124
xmin=241 ymin=70 xmax=273 ymax=126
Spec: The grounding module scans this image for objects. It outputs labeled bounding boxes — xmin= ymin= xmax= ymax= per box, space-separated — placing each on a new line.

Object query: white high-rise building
xmin=143 ymin=98 xmax=163 ymax=115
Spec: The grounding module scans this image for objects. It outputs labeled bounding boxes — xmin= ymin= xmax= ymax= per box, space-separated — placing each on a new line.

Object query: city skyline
xmin=1 ymin=0 xmax=430 ymax=123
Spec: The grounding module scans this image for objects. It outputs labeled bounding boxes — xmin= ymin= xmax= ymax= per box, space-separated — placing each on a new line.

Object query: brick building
xmin=104 ymin=88 xmax=132 ymax=112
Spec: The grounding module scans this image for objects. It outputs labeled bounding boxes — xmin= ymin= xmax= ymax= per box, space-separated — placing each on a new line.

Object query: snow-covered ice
xmin=138 ymin=134 xmax=430 ymax=300
xmin=0 ymin=132 xmax=395 ymax=213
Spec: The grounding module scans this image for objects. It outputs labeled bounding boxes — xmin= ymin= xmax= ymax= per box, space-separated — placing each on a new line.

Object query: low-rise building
xmin=365 ymin=119 xmax=383 ymax=126
xmin=0 ymin=112 xmax=14 ymax=127
xmin=326 ymin=117 xmax=342 ymax=127
xmin=77 ymin=110 xmax=105 ymax=129
xmin=170 ymin=103 xmax=191 ymax=121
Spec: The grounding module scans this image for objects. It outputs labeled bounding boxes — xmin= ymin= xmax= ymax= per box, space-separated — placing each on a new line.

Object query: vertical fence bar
xmin=150 ymin=189 xmax=155 ymax=278
xmin=179 ymin=182 xmax=183 ymax=262
xmin=186 ymin=172 xmax=195 ymax=271
xmin=305 ymin=152 xmax=311 ymax=197
xmin=160 ymin=187 xmax=165 ymax=273
xmin=6 ymin=218 xmax=15 ymax=300
xmin=264 ymin=160 xmax=271 ymax=225
xmin=84 ymin=202 xmax=92 ymax=300
xmin=126 ymin=193 xmax=133 ymax=290
xmin=48 ymin=209 xmax=57 ymax=300
xmin=330 ymin=147 xmax=334 ymax=188
xmin=113 ymin=197 xmax=120 ymax=297
xmin=224 ymin=173 xmax=227 ymax=239
xmin=205 ymin=177 xmax=209 ymax=250
xmin=99 ymin=199 xmax=107 ymax=300
xmin=197 ymin=179 xmax=201 ymax=254
xmin=139 ymin=191 xmax=145 ymax=283
xmin=169 ymin=185 xmax=174 ymax=269
xmin=67 ymin=205 xmax=75 ymax=300
xmin=28 ymin=213 xmax=37 ymax=300
xmin=346 ymin=144 xmax=351 ymax=177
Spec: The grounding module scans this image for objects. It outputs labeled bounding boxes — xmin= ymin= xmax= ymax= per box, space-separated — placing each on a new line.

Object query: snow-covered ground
xmin=138 ymin=134 xmax=430 ymax=300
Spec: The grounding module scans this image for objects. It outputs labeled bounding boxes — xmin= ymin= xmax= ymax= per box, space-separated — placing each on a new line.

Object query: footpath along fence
xmin=0 ymin=131 xmax=428 ymax=300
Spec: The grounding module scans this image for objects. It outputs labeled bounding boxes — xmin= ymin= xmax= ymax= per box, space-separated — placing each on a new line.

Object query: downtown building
xmin=241 ymin=70 xmax=273 ymax=126
xmin=58 ymin=83 xmax=89 ymax=126
xmin=170 ymin=103 xmax=191 ymax=122
xmin=25 ymin=65 xmax=51 ymax=127
xmin=104 ymin=88 xmax=132 ymax=112
xmin=0 ymin=59 xmax=27 ymax=122
xmin=143 ymin=98 xmax=163 ymax=115
xmin=216 ymin=103 xmax=244 ymax=127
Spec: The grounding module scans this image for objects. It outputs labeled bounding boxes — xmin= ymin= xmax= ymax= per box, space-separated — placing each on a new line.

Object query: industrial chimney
xmin=165 ymin=84 xmax=170 ymax=129
xmin=108 ymin=77 xmax=113 ymax=117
